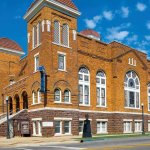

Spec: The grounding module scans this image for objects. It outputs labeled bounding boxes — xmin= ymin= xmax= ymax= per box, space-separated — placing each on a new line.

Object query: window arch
xmin=54 ymin=21 xmax=60 ymax=44
xmin=148 ymin=83 xmax=150 ymax=111
xmin=64 ymin=90 xmax=71 ymax=103
xmin=96 ymin=71 xmax=106 ymax=107
xmin=78 ymin=67 xmax=90 ymax=105
xmin=54 ymin=88 xmax=61 ymax=102
xmin=62 ymin=24 xmax=69 ymax=47
xmin=124 ymin=71 xmax=140 ymax=108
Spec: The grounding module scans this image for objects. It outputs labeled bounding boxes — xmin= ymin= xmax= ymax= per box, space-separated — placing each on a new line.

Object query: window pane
xmin=79 ymin=121 xmax=83 ymax=133
xmin=101 ymin=88 xmax=105 ymax=106
xmin=54 ymin=21 xmax=60 ymax=43
xmin=79 ymin=85 xmax=83 ymax=104
xmin=101 ymin=79 xmax=105 ymax=85
xmin=55 ymin=89 xmax=60 ymax=101
xmin=136 ymin=92 xmax=139 ymax=108
xmin=96 ymin=78 xmax=100 ymax=83
xmin=84 ymin=85 xmax=89 ymax=105
xmin=84 ymin=75 xmax=89 ymax=81
xmin=97 ymin=88 xmax=100 ymax=105
xmin=64 ymin=90 xmax=70 ymax=102
xmin=58 ymin=55 xmax=64 ymax=70
xmin=55 ymin=121 xmax=61 ymax=133
xmin=79 ymin=74 xmax=83 ymax=81
xmin=129 ymin=91 xmax=135 ymax=107
xmin=64 ymin=121 xmax=70 ymax=133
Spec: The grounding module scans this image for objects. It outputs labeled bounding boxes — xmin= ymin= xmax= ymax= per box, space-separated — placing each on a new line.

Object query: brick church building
xmin=0 ymin=0 xmax=150 ymax=137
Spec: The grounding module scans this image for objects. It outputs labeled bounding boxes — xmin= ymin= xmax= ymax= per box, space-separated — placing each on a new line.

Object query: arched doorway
xmin=9 ymin=97 xmax=13 ymax=115
xmin=14 ymin=94 xmax=20 ymax=112
xmin=22 ymin=91 xmax=28 ymax=109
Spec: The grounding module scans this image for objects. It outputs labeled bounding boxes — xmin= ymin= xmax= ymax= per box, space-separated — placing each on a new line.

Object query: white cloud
xmin=84 ymin=15 xmax=102 ymax=29
xmin=106 ymin=28 xmax=129 ymax=41
xmin=106 ymin=23 xmax=131 ymax=41
xmin=103 ymin=11 xmax=113 ymax=20
xmin=145 ymin=35 xmax=150 ymax=40
xmin=146 ymin=22 xmax=150 ymax=29
xmin=121 ymin=7 xmax=129 ymax=18
xmin=136 ymin=2 xmax=147 ymax=11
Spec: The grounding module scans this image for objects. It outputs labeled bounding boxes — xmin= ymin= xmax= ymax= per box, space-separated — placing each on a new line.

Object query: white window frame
xmin=148 ymin=83 xmax=150 ymax=111
xmin=123 ymin=120 xmax=132 ymax=133
xmin=134 ymin=120 xmax=142 ymax=133
xmin=96 ymin=120 xmax=108 ymax=134
xmin=124 ymin=71 xmax=140 ymax=109
xmin=34 ymin=53 xmax=39 ymax=72
xmin=96 ymin=71 xmax=106 ymax=107
xmin=62 ymin=24 xmax=69 ymax=47
xmin=54 ymin=89 xmax=61 ymax=103
xmin=64 ymin=90 xmax=71 ymax=103
xmin=58 ymin=52 xmax=66 ymax=71
xmin=54 ymin=21 xmax=60 ymax=44
xmin=37 ymin=22 xmax=41 ymax=46
xmin=64 ymin=121 xmax=71 ymax=135
xmin=32 ymin=91 xmax=37 ymax=104
xmin=79 ymin=67 xmax=90 ymax=106
xmin=37 ymin=89 xmax=41 ymax=103
xmin=32 ymin=118 xmax=42 ymax=136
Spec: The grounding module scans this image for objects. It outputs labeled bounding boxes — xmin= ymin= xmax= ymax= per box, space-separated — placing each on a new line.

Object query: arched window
xmin=54 ymin=21 xmax=60 ymax=44
xmin=64 ymin=90 xmax=71 ymax=103
xmin=78 ymin=67 xmax=90 ymax=105
xmin=54 ymin=89 xmax=61 ymax=102
xmin=148 ymin=83 xmax=150 ymax=111
xmin=37 ymin=89 xmax=41 ymax=103
xmin=124 ymin=71 xmax=140 ymax=108
xmin=62 ymin=24 xmax=69 ymax=47
xmin=32 ymin=91 xmax=37 ymax=104
xmin=96 ymin=71 xmax=106 ymax=107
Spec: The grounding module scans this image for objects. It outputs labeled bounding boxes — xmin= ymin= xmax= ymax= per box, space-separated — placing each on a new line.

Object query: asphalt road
xmin=1 ymin=136 xmax=150 ymax=150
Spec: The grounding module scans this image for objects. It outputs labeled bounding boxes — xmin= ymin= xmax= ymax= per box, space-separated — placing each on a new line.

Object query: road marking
xmin=44 ymin=146 xmax=86 ymax=149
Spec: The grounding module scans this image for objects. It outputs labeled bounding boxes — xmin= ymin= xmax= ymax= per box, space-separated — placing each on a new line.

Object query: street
xmin=1 ymin=136 xmax=150 ymax=150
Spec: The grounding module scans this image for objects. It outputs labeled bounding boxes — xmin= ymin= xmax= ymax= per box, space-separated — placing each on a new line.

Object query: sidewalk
xmin=0 ymin=135 xmax=80 ymax=148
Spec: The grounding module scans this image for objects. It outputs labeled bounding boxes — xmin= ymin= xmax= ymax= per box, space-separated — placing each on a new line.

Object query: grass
xmin=75 ymin=133 xmax=150 ymax=141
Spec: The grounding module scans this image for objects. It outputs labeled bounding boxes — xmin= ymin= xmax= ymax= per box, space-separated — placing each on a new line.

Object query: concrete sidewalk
xmin=0 ymin=135 xmax=80 ymax=148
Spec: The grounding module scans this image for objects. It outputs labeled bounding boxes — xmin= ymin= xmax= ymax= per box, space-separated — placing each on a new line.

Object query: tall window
xmin=37 ymin=89 xmax=41 ymax=103
xmin=37 ymin=22 xmax=41 ymax=45
xmin=135 ymin=121 xmax=142 ymax=132
xmin=148 ymin=83 xmax=150 ymax=111
xmin=32 ymin=91 xmax=37 ymax=104
xmin=62 ymin=24 xmax=69 ymax=47
xmin=58 ymin=53 xmax=66 ymax=71
xmin=124 ymin=121 xmax=132 ymax=133
xmin=124 ymin=71 xmax=140 ymax=108
xmin=64 ymin=90 xmax=71 ymax=103
xmin=96 ymin=71 xmax=106 ymax=107
xmin=32 ymin=26 xmax=37 ymax=48
xmin=79 ymin=67 xmax=90 ymax=105
xmin=54 ymin=89 xmax=61 ymax=102
xmin=54 ymin=21 xmax=60 ymax=44
xmin=34 ymin=53 xmax=39 ymax=72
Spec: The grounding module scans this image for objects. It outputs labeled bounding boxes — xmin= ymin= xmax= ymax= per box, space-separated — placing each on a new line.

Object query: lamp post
xmin=6 ymin=96 xmax=10 ymax=139
xmin=141 ymin=103 xmax=145 ymax=135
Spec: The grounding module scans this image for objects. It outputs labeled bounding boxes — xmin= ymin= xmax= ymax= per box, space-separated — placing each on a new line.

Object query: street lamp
xmin=141 ymin=103 xmax=145 ymax=135
xmin=6 ymin=96 xmax=10 ymax=139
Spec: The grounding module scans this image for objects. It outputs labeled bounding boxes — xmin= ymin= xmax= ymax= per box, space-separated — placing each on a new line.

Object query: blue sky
xmin=0 ymin=0 xmax=150 ymax=57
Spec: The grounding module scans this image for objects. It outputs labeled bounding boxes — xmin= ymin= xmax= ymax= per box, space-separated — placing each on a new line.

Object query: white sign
xmin=42 ymin=122 xmax=53 ymax=127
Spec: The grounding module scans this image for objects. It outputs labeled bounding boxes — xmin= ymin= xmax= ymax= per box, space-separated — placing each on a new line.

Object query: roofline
xmin=109 ymin=40 xmax=147 ymax=55
xmin=0 ymin=47 xmax=25 ymax=56
xmin=77 ymin=33 xmax=108 ymax=46
xmin=24 ymin=0 xmax=81 ymax=21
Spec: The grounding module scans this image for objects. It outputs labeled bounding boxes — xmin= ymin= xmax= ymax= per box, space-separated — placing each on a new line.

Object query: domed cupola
xmin=80 ymin=29 xmax=101 ymax=41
